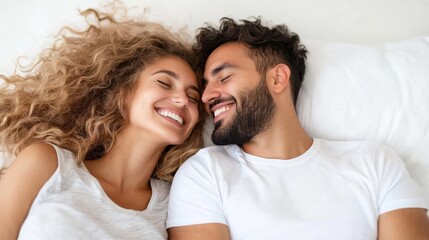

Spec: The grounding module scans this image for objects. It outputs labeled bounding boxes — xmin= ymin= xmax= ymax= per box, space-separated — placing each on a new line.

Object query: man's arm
xmin=168 ymin=223 xmax=231 ymax=240
xmin=378 ymin=208 xmax=429 ymax=240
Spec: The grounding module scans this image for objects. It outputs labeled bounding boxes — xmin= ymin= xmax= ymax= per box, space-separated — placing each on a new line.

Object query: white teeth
xmin=214 ymin=106 xmax=230 ymax=117
xmin=158 ymin=110 xmax=183 ymax=125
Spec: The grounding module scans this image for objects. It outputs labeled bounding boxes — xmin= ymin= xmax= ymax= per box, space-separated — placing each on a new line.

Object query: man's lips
xmin=209 ymin=97 xmax=235 ymax=113
xmin=213 ymin=105 xmax=231 ymax=117
xmin=209 ymin=97 xmax=236 ymax=120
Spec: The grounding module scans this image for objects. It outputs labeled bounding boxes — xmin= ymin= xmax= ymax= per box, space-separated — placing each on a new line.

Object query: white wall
xmin=1 ymin=0 xmax=429 ymax=74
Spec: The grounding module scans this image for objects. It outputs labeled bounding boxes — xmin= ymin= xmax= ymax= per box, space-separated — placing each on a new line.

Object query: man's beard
xmin=211 ymin=78 xmax=275 ymax=145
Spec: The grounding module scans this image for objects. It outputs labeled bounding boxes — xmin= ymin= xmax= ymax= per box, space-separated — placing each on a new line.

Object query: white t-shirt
xmin=18 ymin=144 xmax=170 ymax=240
xmin=167 ymin=138 xmax=427 ymax=240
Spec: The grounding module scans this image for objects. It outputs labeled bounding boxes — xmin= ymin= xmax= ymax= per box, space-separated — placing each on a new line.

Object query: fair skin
xmin=0 ymin=56 xmax=200 ymax=239
xmin=168 ymin=42 xmax=429 ymax=240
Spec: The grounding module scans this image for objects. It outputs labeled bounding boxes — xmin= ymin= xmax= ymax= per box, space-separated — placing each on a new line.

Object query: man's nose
xmin=202 ymin=82 xmax=220 ymax=104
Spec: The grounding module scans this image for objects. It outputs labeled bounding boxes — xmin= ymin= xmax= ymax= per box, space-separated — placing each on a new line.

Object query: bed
xmin=1 ymin=0 xmax=428 ymax=214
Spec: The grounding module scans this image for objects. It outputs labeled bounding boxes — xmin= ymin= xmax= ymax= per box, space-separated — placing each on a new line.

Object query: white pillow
xmin=297 ymin=37 xmax=429 ymax=206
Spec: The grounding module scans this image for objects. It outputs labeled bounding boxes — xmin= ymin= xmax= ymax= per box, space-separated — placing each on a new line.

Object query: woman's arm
xmin=0 ymin=143 xmax=58 ymax=239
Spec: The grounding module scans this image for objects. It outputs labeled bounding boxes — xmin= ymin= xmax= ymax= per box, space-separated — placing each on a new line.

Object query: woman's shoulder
xmin=15 ymin=143 xmax=59 ymax=173
xmin=0 ymin=143 xmax=60 ymax=217
xmin=10 ymin=142 xmax=76 ymax=184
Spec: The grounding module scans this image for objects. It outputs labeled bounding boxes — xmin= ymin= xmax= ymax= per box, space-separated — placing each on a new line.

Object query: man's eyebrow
xmin=210 ymin=63 xmax=236 ymax=77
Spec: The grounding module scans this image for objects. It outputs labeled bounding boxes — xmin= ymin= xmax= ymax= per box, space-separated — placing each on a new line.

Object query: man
xmin=166 ymin=17 xmax=429 ymax=240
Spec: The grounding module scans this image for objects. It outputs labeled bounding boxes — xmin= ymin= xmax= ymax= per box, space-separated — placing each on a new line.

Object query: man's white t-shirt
xmin=18 ymin=144 xmax=170 ymax=240
xmin=167 ymin=138 xmax=427 ymax=240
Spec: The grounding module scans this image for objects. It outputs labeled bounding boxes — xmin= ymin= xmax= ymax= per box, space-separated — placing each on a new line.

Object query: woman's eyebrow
xmin=152 ymin=69 xmax=178 ymax=79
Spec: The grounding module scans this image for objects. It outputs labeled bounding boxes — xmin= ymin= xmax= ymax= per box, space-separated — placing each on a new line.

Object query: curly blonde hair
xmin=0 ymin=8 xmax=205 ymax=181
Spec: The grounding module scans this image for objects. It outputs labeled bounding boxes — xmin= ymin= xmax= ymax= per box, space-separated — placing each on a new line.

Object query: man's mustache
xmin=208 ymin=96 xmax=236 ymax=110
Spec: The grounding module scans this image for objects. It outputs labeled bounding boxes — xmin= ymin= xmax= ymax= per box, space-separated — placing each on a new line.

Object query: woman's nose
xmin=172 ymin=92 xmax=189 ymax=107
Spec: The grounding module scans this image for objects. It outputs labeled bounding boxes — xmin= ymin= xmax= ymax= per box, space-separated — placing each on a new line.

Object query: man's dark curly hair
xmin=193 ymin=17 xmax=308 ymax=106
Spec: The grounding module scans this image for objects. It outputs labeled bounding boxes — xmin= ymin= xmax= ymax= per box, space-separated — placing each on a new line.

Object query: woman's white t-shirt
xmin=19 ymin=144 xmax=170 ymax=240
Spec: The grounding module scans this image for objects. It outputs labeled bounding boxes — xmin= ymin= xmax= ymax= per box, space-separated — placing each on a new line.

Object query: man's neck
xmin=241 ymin=113 xmax=313 ymax=160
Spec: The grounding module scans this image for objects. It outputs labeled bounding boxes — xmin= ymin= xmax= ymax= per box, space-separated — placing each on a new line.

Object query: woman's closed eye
xmin=157 ymin=80 xmax=171 ymax=88
xmin=187 ymin=93 xmax=200 ymax=104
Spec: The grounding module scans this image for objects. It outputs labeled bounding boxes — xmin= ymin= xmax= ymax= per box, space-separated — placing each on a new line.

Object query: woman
xmin=0 ymin=8 xmax=204 ymax=239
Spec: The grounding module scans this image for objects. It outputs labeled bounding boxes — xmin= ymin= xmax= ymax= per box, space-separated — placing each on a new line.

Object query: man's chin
xmin=211 ymin=126 xmax=229 ymax=145
xmin=212 ymin=137 xmax=230 ymax=146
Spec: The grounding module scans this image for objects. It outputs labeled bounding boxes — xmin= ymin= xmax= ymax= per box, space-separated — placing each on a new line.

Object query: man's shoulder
xmin=317 ymin=138 xmax=400 ymax=166
xmin=318 ymin=138 xmax=384 ymax=154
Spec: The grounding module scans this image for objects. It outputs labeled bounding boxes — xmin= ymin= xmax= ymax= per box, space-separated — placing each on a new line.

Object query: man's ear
xmin=267 ymin=64 xmax=291 ymax=94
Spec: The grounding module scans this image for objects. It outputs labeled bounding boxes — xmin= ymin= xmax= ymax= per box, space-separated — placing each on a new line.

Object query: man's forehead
xmin=207 ymin=42 xmax=246 ymax=62
xmin=204 ymin=42 xmax=247 ymax=77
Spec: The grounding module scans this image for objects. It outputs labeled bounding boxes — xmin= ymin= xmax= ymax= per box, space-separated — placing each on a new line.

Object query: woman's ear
xmin=267 ymin=64 xmax=291 ymax=94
